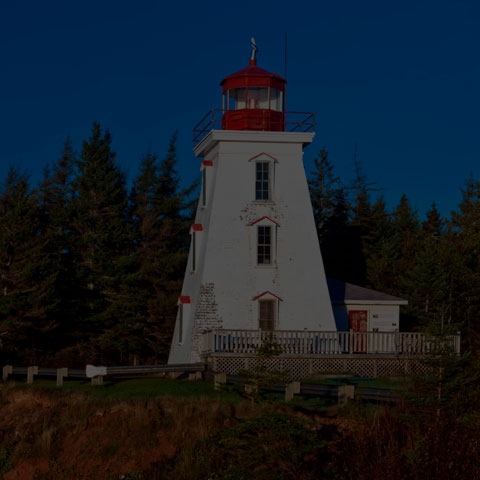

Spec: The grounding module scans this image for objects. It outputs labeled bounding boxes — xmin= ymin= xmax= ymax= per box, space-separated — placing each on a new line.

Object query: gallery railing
xmin=193 ymin=110 xmax=315 ymax=147
xmin=201 ymin=329 xmax=461 ymax=356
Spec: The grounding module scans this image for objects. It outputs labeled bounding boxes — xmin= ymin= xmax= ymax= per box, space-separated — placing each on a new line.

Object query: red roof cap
xmin=220 ymin=61 xmax=285 ymax=91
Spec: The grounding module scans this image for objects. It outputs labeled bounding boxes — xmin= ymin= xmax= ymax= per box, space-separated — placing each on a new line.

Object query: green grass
xmin=6 ymin=374 xmax=410 ymax=413
xmin=11 ymin=376 xmax=243 ymax=403
xmin=300 ymin=376 xmax=411 ymax=390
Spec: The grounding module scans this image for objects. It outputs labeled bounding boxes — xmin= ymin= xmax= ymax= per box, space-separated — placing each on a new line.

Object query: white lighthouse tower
xmin=168 ymin=41 xmax=336 ymax=364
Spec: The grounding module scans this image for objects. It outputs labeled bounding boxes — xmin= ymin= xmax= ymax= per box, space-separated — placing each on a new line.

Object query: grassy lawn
xmin=301 ymin=375 xmax=411 ymax=390
xmin=9 ymin=376 xmax=243 ymax=403
xmin=5 ymin=374 xmax=409 ymax=412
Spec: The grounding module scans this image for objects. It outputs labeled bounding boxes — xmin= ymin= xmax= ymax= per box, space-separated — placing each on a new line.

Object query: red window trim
xmin=249 ymin=216 xmax=279 ymax=227
xmin=248 ymin=152 xmax=277 ymax=163
xmin=252 ymin=291 xmax=283 ymax=302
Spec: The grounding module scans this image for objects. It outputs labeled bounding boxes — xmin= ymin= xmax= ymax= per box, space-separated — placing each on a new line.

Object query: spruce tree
xmin=0 ymin=168 xmax=47 ymax=363
xmin=449 ymin=176 xmax=480 ymax=351
xmin=344 ymin=158 xmax=377 ymax=285
xmin=308 ymin=149 xmax=351 ymax=280
xmin=71 ymin=123 xmax=134 ymax=362
xmin=129 ymin=151 xmax=171 ymax=359
xmin=309 ymin=148 xmax=342 ymax=244
xmin=130 ymin=134 xmax=196 ymax=359
xmin=405 ymin=204 xmax=449 ymax=328
xmin=364 ymin=196 xmax=396 ymax=292
xmin=35 ymin=139 xmax=79 ymax=361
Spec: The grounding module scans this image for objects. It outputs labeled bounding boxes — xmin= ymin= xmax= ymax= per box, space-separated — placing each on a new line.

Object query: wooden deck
xmin=201 ymin=329 xmax=461 ymax=357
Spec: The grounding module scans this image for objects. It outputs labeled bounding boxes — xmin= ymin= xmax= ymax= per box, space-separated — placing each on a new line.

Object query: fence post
xmin=56 ymin=368 xmax=68 ymax=387
xmin=27 ymin=366 xmax=38 ymax=384
xmin=337 ymin=385 xmax=355 ymax=406
xmin=91 ymin=376 xmax=104 ymax=386
xmin=214 ymin=373 xmax=226 ymax=391
xmin=245 ymin=383 xmax=258 ymax=394
xmin=2 ymin=365 xmax=12 ymax=382
xmin=285 ymin=381 xmax=300 ymax=402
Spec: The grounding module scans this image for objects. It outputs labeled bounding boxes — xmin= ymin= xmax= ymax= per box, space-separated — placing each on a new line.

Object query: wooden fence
xmin=202 ymin=329 xmax=461 ymax=356
xmin=2 ymin=363 xmax=206 ymax=386
xmin=209 ymin=371 xmax=402 ymax=404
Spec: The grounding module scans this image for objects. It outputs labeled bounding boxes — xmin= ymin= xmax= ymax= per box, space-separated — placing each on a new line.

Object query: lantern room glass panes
xmin=257 ymin=226 xmax=272 ymax=265
xmin=248 ymin=87 xmax=269 ymax=109
xmin=270 ymin=88 xmax=283 ymax=111
xmin=256 ymin=162 xmax=270 ymax=201
xmin=228 ymin=88 xmax=246 ymax=110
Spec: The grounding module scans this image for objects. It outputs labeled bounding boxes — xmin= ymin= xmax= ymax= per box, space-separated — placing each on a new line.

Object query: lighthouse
xmin=168 ymin=40 xmax=336 ymax=364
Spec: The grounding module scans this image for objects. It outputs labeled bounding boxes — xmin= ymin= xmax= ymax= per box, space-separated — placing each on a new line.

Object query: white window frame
xmin=178 ymin=303 xmax=184 ymax=344
xmin=252 ymin=291 xmax=283 ymax=331
xmin=248 ymin=153 xmax=278 ymax=204
xmin=200 ymin=160 xmax=213 ymax=208
xmin=255 ymin=161 xmax=271 ymax=201
xmin=258 ymin=299 xmax=276 ymax=331
xmin=189 ymin=224 xmax=203 ymax=273
xmin=177 ymin=296 xmax=191 ymax=345
xmin=250 ymin=217 xmax=279 ymax=268
xmin=192 ymin=230 xmax=197 ymax=272
xmin=201 ymin=168 xmax=206 ymax=207
xmin=257 ymin=225 xmax=272 ymax=265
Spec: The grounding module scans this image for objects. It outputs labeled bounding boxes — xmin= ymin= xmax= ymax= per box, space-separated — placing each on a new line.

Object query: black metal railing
xmin=193 ymin=109 xmax=315 ymax=147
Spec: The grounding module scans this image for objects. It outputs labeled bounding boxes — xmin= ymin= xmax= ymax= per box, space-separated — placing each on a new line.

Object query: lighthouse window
xmin=255 ymin=162 xmax=270 ymax=200
xmin=191 ymin=231 xmax=196 ymax=272
xmin=259 ymin=300 xmax=275 ymax=331
xmin=202 ymin=168 xmax=206 ymax=206
xmin=178 ymin=304 xmax=183 ymax=343
xmin=228 ymin=88 xmax=246 ymax=110
xmin=257 ymin=226 xmax=272 ymax=265
xmin=248 ymin=87 xmax=269 ymax=109
xmin=270 ymin=88 xmax=283 ymax=112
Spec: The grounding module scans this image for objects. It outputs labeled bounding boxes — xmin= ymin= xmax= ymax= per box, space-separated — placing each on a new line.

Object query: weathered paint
xmin=168 ymin=130 xmax=336 ymax=364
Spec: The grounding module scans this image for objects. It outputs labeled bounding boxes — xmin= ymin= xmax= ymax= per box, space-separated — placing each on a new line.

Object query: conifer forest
xmin=1 ymin=124 xmax=480 ymax=366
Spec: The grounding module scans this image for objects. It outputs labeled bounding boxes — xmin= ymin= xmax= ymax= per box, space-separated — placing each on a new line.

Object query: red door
xmin=349 ymin=310 xmax=368 ymax=353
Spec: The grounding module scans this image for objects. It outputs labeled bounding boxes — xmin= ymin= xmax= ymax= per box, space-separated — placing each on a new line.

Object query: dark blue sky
xmin=1 ymin=0 xmax=479 ymax=219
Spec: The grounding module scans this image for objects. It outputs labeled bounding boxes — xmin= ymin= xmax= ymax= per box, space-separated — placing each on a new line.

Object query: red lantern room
xmin=221 ymin=38 xmax=286 ymax=132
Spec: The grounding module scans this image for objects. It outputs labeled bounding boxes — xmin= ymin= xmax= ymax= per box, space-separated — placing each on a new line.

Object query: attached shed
xmin=327 ymin=278 xmax=408 ymax=333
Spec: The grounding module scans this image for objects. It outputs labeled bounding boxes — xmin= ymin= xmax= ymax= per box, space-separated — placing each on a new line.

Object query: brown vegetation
xmin=0 ymin=384 xmax=479 ymax=480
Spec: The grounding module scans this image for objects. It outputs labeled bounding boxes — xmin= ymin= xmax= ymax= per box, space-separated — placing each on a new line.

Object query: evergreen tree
xmin=71 ymin=123 xmax=134 ymax=362
xmin=309 ymin=148 xmax=342 ymax=244
xmin=391 ymin=194 xmax=420 ymax=286
xmin=308 ymin=149 xmax=350 ymax=280
xmin=449 ymin=176 xmax=480 ymax=351
xmin=0 ymin=168 xmax=47 ymax=363
xmin=129 ymin=151 xmax=172 ymax=358
xmin=348 ymin=157 xmax=376 ymax=224
xmin=130 ymin=134 xmax=196 ymax=359
xmin=405 ymin=204 xmax=449 ymax=328
xmin=344 ymin=157 xmax=377 ymax=285
xmin=35 ymin=139 xmax=80 ymax=360
xmin=364 ymin=196 xmax=395 ymax=292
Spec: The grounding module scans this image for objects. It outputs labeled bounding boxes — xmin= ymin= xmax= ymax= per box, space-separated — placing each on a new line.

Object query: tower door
xmin=259 ymin=300 xmax=275 ymax=331
xmin=349 ymin=310 xmax=368 ymax=353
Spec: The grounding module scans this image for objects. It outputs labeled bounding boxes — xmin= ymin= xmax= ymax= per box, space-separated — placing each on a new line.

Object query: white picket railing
xmin=201 ymin=330 xmax=461 ymax=356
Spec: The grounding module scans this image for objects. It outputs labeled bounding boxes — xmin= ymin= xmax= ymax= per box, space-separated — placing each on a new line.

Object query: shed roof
xmin=327 ymin=278 xmax=408 ymax=305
